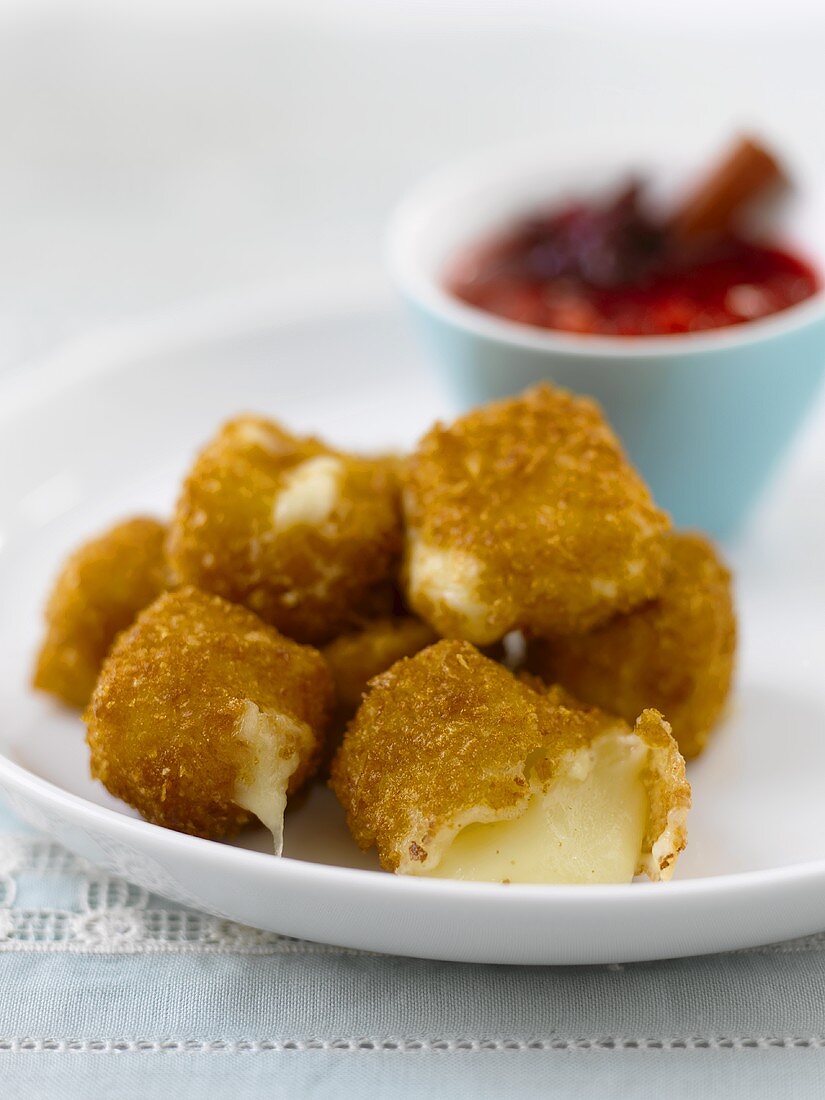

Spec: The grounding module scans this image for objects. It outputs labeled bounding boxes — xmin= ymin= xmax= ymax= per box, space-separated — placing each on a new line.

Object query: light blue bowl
xmin=388 ymin=148 xmax=825 ymax=538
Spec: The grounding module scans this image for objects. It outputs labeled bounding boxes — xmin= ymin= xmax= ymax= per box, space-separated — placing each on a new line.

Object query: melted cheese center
xmin=272 ymin=456 xmax=343 ymax=531
xmin=427 ymin=735 xmax=647 ymax=884
xmin=232 ymin=702 xmax=306 ymax=854
xmin=408 ymin=540 xmax=496 ymax=644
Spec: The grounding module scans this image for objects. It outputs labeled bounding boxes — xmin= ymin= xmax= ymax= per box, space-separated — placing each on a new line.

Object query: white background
xmin=1 ymin=0 xmax=824 ymax=370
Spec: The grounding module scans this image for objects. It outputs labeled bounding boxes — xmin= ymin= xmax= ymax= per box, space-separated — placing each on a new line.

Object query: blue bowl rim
xmin=387 ymin=144 xmax=825 ymax=361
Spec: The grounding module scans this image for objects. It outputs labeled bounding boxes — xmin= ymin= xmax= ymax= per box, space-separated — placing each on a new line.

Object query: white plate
xmin=2 ymin=284 xmax=825 ymax=965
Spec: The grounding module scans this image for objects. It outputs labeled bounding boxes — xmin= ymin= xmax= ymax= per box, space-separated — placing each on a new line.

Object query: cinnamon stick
xmin=669 ymin=136 xmax=787 ymax=244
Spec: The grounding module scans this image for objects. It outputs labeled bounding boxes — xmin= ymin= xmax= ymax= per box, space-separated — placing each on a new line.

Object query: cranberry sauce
xmin=446 ymin=182 xmax=819 ymax=336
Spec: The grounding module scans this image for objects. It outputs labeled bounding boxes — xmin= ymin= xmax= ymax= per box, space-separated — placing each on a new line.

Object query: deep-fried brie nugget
xmin=167 ymin=417 xmax=402 ymax=644
xmin=85 ymin=587 xmax=333 ymax=848
xmin=331 ymin=641 xmax=689 ymax=883
xmin=527 ymin=532 xmax=736 ymax=759
xmin=322 ymin=616 xmax=438 ymax=719
xmin=403 ymin=384 xmax=670 ymax=644
xmin=33 ymin=517 xmax=168 ymax=708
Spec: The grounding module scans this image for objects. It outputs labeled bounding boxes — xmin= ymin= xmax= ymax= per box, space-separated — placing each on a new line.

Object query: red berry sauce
xmin=446 ymin=182 xmax=819 ymax=336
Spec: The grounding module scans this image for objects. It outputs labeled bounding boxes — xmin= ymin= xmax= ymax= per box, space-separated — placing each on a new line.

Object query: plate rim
xmin=4 ymin=745 xmax=825 ymax=909
xmin=2 ymin=279 xmax=825 ymax=919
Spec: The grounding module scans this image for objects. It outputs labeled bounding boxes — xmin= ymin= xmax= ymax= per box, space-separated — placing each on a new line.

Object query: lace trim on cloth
xmin=0 ymin=836 xmax=372 ymax=954
xmin=1 ymin=1038 xmax=825 ymax=1053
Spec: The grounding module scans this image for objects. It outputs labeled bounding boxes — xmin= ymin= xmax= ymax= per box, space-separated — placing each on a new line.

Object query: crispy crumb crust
xmin=331 ymin=641 xmax=689 ymax=881
xmin=527 ymin=532 xmax=736 ymax=759
xmin=166 ymin=416 xmax=403 ymax=645
xmin=32 ymin=516 xmax=170 ymax=709
xmin=633 ymin=709 xmax=691 ymax=881
xmin=85 ymin=586 xmax=333 ymax=839
xmin=322 ymin=615 xmax=438 ymax=718
xmin=331 ymin=641 xmax=543 ymax=871
xmin=403 ymin=383 xmax=670 ymax=642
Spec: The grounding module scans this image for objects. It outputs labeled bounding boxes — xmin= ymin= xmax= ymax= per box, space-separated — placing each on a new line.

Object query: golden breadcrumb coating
xmin=332 ymin=641 xmax=541 ymax=869
xmin=85 ymin=586 xmax=333 ymax=845
xmin=403 ymin=384 xmax=670 ymax=644
xmin=344 ymin=572 xmax=412 ymax=626
xmin=32 ymin=517 xmax=169 ymax=709
xmin=527 ymin=532 xmax=736 ymax=759
xmin=331 ymin=640 xmax=689 ymax=882
xmin=167 ymin=416 xmax=402 ymax=644
xmin=322 ymin=615 xmax=438 ymax=718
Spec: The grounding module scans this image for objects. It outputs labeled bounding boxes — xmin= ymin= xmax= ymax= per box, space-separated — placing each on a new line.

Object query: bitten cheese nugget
xmin=527 ymin=532 xmax=736 ymax=759
xmin=85 ymin=587 xmax=333 ymax=848
xmin=331 ymin=641 xmax=689 ymax=883
xmin=167 ymin=416 xmax=402 ymax=644
xmin=403 ymin=384 xmax=670 ymax=644
xmin=33 ymin=516 xmax=168 ymax=708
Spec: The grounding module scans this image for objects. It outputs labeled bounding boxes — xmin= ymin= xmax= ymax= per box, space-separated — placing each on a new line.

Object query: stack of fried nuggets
xmin=33 ymin=384 xmax=735 ymax=883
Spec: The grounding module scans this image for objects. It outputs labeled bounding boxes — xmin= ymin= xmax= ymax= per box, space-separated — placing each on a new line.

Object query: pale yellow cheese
xmin=408 ymin=540 xmax=496 ymax=644
xmin=232 ymin=701 xmax=308 ymax=854
xmin=426 ymin=734 xmax=648 ymax=885
xmin=272 ymin=456 xmax=343 ymax=531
